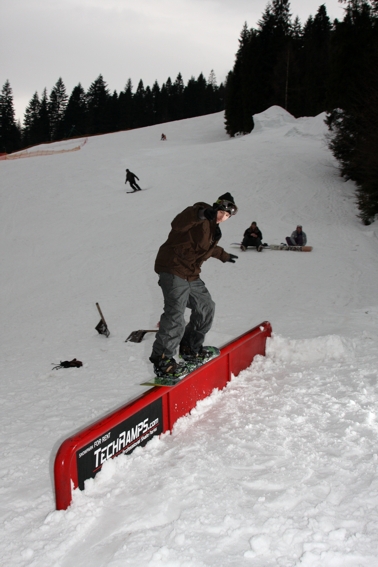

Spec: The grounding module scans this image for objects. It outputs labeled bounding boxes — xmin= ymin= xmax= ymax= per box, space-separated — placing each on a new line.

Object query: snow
xmin=1 ymin=107 xmax=378 ymax=566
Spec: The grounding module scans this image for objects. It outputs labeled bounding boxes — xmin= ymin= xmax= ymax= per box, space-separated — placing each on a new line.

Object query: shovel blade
xmin=95 ymin=320 xmax=110 ymax=338
xmin=125 ymin=329 xmax=157 ymax=343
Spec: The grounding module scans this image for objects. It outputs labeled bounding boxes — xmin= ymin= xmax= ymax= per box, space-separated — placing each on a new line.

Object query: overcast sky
xmin=1 ymin=0 xmax=345 ymax=122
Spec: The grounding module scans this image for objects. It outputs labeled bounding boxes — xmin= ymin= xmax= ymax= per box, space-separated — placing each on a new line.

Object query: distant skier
xmin=161 ymin=133 xmax=167 ymax=141
xmin=125 ymin=169 xmax=141 ymax=191
xmin=240 ymin=221 xmax=263 ymax=251
xmin=286 ymin=225 xmax=307 ymax=246
xmin=149 ymin=192 xmax=239 ymax=378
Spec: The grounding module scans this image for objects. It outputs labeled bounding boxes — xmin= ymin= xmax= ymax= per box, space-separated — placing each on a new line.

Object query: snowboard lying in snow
xmin=231 ymin=243 xmax=312 ymax=252
xmin=141 ymin=346 xmax=220 ymax=387
xmin=268 ymin=244 xmax=312 ymax=252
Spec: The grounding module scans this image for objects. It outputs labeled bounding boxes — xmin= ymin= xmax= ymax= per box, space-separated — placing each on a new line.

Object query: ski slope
xmin=1 ymin=107 xmax=378 ymax=566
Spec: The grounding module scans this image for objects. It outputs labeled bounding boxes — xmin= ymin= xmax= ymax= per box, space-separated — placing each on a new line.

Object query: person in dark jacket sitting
xmin=286 ymin=225 xmax=307 ymax=246
xmin=241 ymin=221 xmax=263 ymax=252
xmin=149 ymin=192 xmax=238 ymax=378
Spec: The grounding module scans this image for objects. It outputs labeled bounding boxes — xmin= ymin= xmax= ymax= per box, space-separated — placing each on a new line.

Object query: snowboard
xmin=231 ymin=243 xmax=312 ymax=252
xmin=126 ymin=189 xmax=142 ymax=193
xmin=268 ymin=244 xmax=312 ymax=252
xmin=141 ymin=346 xmax=220 ymax=387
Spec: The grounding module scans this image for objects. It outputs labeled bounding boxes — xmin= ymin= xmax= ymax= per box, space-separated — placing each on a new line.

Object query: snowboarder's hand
xmin=203 ymin=208 xmax=217 ymax=221
xmin=227 ymin=254 xmax=238 ymax=263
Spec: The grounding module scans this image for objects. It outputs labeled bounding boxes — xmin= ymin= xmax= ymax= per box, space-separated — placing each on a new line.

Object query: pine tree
xmin=170 ymin=73 xmax=185 ymax=121
xmin=38 ymin=89 xmax=51 ymax=144
xmin=258 ymin=0 xmax=293 ymax=110
xmin=205 ymin=70 xmax=221 ymax=114
xmin=159 ymin=81 xmax=170 ymax=123
xmin=62 ymin=83 xmax=87 ymax=137
xmin=109 ymin=90 xmax=120 ymax=132
xmin=48 ymin=78 xmax=68 ymax=140
xmin=119 ymin=79 xmax=133 ymax=130
xmin=144 ymin=86 xmax=155 ymax=125
xmin=23 ymin=92 xmax=41 ymax=147
xmin=299 ymin=5 xmax=332 ymax=116
xmin=0 ymin=80 xmax=21 ymax=153
xmin=166 ymin=77 xmax=173 ymax=95
xmin=86 ymin=75 xmax=111 ymax=134
xmin=133 ymin=80 xmax=146 ymax=127
xmin=151 ymin=81 xmax=161 ymax=123
xmin=224 ymin=23 xmax=256 ymax=135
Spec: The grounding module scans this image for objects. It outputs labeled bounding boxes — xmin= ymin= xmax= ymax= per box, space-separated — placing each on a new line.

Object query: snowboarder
xmin=286 ymin=225 xmax=307 ymax=247
xmin=125 ymin=169 xmax=141 ymax=191
xmin=240 ymin=221 xmax=263 ymax=251
xmin=149 ymin=192 xmax=239 ymax=377
xmin=161 ymin=133 xmax=167 ymax=141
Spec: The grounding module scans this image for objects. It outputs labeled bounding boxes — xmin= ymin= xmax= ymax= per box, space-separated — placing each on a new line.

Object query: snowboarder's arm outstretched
xmin=211 ymin=246 xmax=237 ymax=263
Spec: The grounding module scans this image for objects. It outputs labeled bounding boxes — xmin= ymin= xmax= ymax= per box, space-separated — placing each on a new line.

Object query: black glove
xmin=203 ymin=208 xmax=217 ymax=221
xmin=227 ymin=254 xmax=238 ymax=263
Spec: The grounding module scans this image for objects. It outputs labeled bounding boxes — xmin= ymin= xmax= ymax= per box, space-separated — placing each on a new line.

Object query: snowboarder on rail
xmin=240 ymin=221 xmax=263 ymax=252
xmin=125 ymin=169 xmax=141 ymax=191
xmin=286 ymin=225 xmax=307 ymax=247
xmin=149 ymin=192 xmax=239 ymax=378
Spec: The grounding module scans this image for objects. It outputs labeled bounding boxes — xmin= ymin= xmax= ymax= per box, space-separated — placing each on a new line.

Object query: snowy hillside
xmin=1 ymin=107 xmax=378 ymax=566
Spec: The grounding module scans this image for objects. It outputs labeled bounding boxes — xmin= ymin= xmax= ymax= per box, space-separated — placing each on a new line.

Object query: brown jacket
xmin=154 ymin=202 xmax=231 ymax=281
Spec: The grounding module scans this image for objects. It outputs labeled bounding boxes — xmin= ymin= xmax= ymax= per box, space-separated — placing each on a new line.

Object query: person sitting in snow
xmin=240 ymin=221 xmax=263 ymax=252
xmin=149 ymin=192 xmax=239 ymax=378
xmin=286 ymin=225 xmax=307 ymax=247
xmin=125 ymin=169 xmax=141 ymax=191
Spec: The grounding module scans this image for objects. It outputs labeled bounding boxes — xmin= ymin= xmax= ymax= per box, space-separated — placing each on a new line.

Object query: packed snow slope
xmin=1 ymin=107 xmax=378 ymax=566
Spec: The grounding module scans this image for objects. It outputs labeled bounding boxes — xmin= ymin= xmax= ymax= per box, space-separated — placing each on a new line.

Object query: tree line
xmin=225 ymin=0 xmax=378 ymax=223
xmin=0 ymin=71 xmax=224 ymax=153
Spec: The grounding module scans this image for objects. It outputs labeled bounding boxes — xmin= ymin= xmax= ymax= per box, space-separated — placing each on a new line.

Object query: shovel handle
xmin=96 ymin=302 xmax=107 ymax=326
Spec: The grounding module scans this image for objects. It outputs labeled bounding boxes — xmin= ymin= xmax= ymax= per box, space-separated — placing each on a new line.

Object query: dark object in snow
xmin=52 ymin=359 xmax=83 ymax=370
xmin=95 ymin=302 xmax=110 ymax=337
xmin=125 ymin=329 xmax=158 ymax=343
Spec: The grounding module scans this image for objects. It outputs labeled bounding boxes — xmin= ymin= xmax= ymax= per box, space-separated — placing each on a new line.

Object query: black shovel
xmin=95 ymin=302 xmax=110 ymax=337
xmin=125 ymin=329 xmax=157 ymax=343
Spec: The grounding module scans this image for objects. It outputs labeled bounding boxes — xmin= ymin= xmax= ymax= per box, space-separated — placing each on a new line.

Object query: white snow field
xmin=1 ymin=106 xmax=378 ymax=566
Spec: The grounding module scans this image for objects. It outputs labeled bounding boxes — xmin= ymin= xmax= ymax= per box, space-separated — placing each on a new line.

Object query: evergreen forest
xmin=225 ymin=0 xmax=378 ymax=223
xmin=1 ymin=0 xmax=377 ymax=222
xmin=0 ymin=72 xmax=224 ymax=155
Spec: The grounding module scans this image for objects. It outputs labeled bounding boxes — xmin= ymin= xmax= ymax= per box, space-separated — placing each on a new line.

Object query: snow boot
xmin=149 ymin=353 xmax=187 ymax=378
xmin=179 ymin=345 xmax=214 ymax=363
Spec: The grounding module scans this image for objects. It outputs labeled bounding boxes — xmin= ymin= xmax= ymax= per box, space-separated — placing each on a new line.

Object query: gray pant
xmin=151 ymin=273 xmax=215 ymax=359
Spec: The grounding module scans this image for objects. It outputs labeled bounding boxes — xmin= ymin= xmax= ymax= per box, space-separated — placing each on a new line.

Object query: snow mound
xmin=252 ymin=106 xmax=327 ymax=140
xmin=285 ymin=112 xmax=328 ymax=140
xmin=266 ymin=333 xmax=355 ymax=364
xmin=252 ymin=105 xmax=295 ymax=132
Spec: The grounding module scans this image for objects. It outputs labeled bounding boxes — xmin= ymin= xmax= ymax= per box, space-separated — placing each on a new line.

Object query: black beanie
xmin=217 ymin=192 xmax=235 ymax=204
